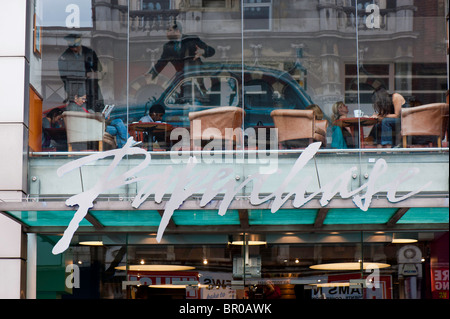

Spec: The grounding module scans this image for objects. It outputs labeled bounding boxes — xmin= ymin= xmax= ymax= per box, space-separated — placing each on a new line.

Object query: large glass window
xmin=36 ymin=230 xmax=449 ymax=300
xmin=30 ymin=0 xmax=448 ymax=154
xmin=23 ymin=0 xmax=449 ymax=301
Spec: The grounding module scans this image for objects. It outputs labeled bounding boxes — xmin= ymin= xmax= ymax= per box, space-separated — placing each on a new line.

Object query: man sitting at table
xmin=139 ymin=104 xmax=166 ymax=123
xmin=138 ymin=104 xmax=167 ymax=147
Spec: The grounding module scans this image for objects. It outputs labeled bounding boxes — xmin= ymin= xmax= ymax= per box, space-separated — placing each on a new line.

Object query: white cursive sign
xmin=51 ymin=138 xmax=431 ymax=254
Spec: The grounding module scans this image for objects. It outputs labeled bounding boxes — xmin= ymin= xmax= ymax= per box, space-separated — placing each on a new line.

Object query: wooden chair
xmin=401 ymin=103 xmax=449 ymax=148
xmin=188 ymin=106 xmax=245 ymax=150
xmin=270 ymin=109 xmax=327 ymax=149
xmin=63 ymin=111 xmax=105 ymax=152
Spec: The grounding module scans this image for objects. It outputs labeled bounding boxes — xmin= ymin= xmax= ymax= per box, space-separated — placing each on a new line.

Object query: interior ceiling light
xmin=149 ymin=283 xmax=208 ymax=289
xmin=79 ymin=241 xmax=103 ymax=246
xmin=392 ymin=233 xmax=418 ymax=244
xmin=230 ymin=240 xmax=267 ymax=245
xmin=115 ymin=265 xmax=195 ymax=271
xmin=392 ymin=238 xmax=418 ymax=244
xmin=148 ymin=284 xmax=188 ymax=289
xmin=229 ymin=234 xmax=266 ymax=245
xmin=310 ymin=282 xmax=350 ymax=288
xmin=309 ymin=262 xmax=390 ymax=271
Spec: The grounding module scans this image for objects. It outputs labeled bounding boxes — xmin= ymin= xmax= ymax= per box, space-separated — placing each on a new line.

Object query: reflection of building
xmin=0 ymin=0 xmax=448 ymax=301
xmin=38 ymin=0 xmax=447 ymax=117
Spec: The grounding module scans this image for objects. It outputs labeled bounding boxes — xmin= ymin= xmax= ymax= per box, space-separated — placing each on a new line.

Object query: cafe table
xmin=332 ymin=117 xmax=378 ymax=148
xmin=128 ymin=122 xmax=175 ymax=150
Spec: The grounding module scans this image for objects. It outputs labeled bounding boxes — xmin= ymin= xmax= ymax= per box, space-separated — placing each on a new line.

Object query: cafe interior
xmin=6 ymin=0 xmax=448 ymax=300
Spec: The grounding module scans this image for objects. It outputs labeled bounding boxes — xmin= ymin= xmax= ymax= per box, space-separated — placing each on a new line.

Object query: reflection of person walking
xmin=58 ymin=34 xmax=104 ymax=112
xmin=146 ymin=21 xmax=215 ymax=79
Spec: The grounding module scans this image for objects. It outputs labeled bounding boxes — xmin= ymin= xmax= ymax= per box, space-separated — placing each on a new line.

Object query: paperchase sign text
xmin=51 ymin=139 xmax=431 ymax=254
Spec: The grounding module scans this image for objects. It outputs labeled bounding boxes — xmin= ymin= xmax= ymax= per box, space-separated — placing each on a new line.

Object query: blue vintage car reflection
xmin=111 ymin=64 xmax=314 ymax=127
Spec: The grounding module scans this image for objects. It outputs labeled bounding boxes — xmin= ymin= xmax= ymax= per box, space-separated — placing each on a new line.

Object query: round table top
xmin=128 ymin=122 xmax=174 ymax=133
xmin=333 ymin=117 xmax=378 ymax=128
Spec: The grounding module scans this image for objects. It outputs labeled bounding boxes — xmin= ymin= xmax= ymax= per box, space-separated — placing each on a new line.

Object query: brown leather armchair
xmin=189 ymin=106 xmax=245 ymax=150
xmin=270 ymin=109 xmax=328 ymax=149
xmin=401 ymin=103 xmax=449 ymax=148
xmin=315 ymin=119 xmax=329 ymax=147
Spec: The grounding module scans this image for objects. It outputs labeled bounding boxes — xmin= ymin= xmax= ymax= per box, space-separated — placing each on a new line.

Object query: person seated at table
xmin=368 ymin=87 xmax=405 ymax=148
xmin=138 ymin=104 xmax=167 ymax=147
xmin=42 ymin=107 xmax=64 ymax=149
xmin=66 ymin=86 xmax=141 ymax=148
xmin=139 ymin=104 xmax=166 ymax=123
xmin=330 ymin=101 xmax=355 ymax=149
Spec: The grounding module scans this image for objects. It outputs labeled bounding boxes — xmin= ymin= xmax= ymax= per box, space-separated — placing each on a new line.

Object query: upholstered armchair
xmin=63 ymin=111 xmax=105 ymax=152
xmin=270 ymin=109 xmax=327 ymax=149
xmin=188 ymin=106 xmax=245 ymax=150
xmin=315 ymin=119 xmax=329 ymax=147
xmin=401 ymin=103 xmax=449 ymax=148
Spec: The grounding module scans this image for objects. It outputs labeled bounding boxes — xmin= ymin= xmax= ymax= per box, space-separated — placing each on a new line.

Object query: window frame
xmin=140 ymin=0 xmax=170 ymax=10
xmin=243 ymin=0 xmax=273 ymax=31
xmin=184 ymin=0 xmax=239 ymax=12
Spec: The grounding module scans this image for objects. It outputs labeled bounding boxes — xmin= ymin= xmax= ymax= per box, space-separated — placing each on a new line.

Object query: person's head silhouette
xmin=166 ymin=21 xmax=182 ymax=40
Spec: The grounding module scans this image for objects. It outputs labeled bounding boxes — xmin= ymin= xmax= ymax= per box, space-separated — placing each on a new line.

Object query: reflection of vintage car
xmin=112 ymin=64 xmax=314 ymax=127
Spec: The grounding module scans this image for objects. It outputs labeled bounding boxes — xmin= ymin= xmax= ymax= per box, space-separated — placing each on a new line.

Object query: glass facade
xmin=34 ymin=229 xmax=449 ymax=300
xmin=31 ymin=0 xmax=448 ymax=153
xmin=6 ymin=0 xmax=449 ymax=300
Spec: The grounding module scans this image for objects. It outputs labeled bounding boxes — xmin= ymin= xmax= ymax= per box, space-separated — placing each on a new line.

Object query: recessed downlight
xmin=79 ymin=241 xmax=103 ymax=246
xmin=115 ymin=265 xmax=195 ymax=271
xmin=309 ymin=262 xmax=390 ymax=270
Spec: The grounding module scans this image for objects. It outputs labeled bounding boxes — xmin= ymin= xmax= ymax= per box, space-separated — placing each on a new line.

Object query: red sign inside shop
xmin=431 ymin=267 xmax=449 ymax=299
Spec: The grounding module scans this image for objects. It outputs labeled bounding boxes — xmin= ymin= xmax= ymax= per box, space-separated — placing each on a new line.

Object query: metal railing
xmin=30 ymin=147 xmax=449 ymax=157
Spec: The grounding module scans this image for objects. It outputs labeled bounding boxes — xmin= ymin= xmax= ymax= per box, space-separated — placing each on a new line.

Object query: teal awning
xmin=4 ymin=207 xmax=448 ymax=228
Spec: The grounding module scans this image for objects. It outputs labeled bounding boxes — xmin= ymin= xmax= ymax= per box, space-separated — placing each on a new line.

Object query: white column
xmin=0 ymin=215 xmax=27 ymax=298
xmin=0 ymin=0 xmax=30 ymax=202
xmin=0 ymin=0 xmax=30 ymax=299
xmin=27 ymin=234 xmax=37 ymax=299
